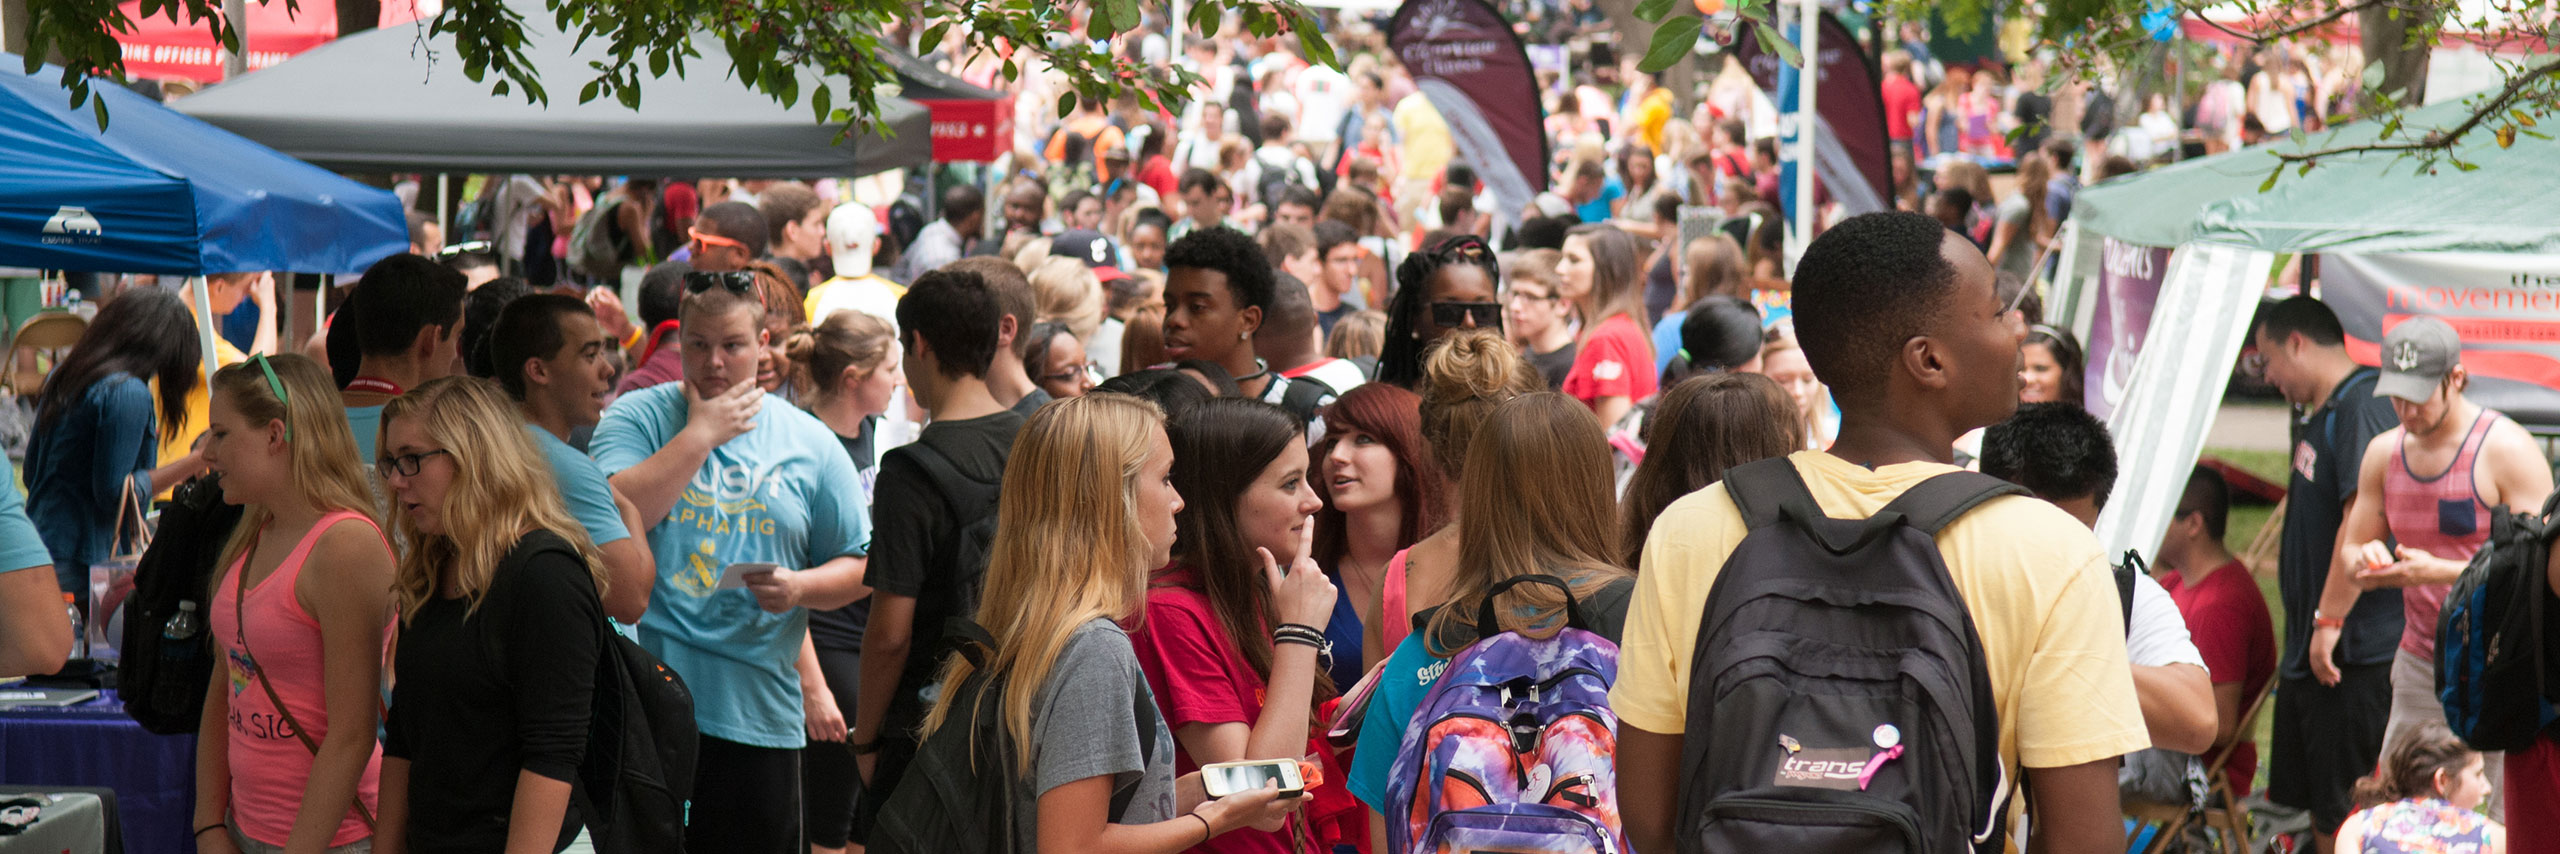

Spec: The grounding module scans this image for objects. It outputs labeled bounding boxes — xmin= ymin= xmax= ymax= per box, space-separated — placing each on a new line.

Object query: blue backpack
xmin=1382 ymin=575 xmax=1629 ymax=854
xmin=2436 ymin=491 xmax=2560 ymax=751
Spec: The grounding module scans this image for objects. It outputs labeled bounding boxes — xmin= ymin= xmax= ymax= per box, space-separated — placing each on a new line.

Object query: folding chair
xmin=5 ymin=310 xmax=87 ymax=396
xmin=2128 ymin=678 xmax=2281 ymax=853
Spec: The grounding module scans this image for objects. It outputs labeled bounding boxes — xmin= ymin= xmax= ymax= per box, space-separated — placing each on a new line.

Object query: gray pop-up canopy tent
xmin=174 ymin=13 xmax=931 ymax=177
xmin=2048 ymin=91 xmax=2560 ymax=564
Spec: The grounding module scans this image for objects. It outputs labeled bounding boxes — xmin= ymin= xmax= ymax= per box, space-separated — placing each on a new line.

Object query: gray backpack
xmin=1677 ymin=458 xmax=2016 ymax=853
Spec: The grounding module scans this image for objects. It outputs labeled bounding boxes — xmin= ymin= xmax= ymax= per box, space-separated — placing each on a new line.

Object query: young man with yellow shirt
xmin=1613 ymin=211 xmax=2146 ymax=853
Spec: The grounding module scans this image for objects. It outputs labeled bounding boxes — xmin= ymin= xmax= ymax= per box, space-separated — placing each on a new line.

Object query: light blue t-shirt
xmin=1 ymin=455 xmax=54 ymax=573
xmin=345 ymin=404 xmax=384 ymax=461
xmin=528 ymin=425 xmax=630 ymax=548
xmin=1651 ymin=311 xmax=1688 ymax=375
xmin=590 ymin=383 xmax=871 ymax=748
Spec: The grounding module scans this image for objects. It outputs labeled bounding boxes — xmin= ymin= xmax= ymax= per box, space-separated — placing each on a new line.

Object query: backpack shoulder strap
xmin=1722 ymin=456 xmax=1818 ymax=532
xmin=1879 ymin=471 xmax=2029 ymax=536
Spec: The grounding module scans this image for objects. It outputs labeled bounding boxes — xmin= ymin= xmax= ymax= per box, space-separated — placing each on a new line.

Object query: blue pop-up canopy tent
xmin=0 ymin=58 xmax=407 ymax=276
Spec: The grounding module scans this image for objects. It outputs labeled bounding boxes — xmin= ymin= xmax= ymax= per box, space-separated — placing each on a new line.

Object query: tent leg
xmin=190 ymin=277 xmax=220 ymax=393
xmin=438 ymin=175 xmax=450 ymax=236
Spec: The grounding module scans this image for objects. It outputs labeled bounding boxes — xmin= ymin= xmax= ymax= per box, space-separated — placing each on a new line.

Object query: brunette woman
xmin=916 ymin=393 xmax=1301 ymax=851
xmin=1347 ymin=393 xmax=1636 ymax=841
xmin=1617 ymin=373 xmax=1804 ymax=565
xmin=25 ymin=287 xmax=202 ymax=607
xmin=1555 ymin=224 xmax=1656 ymax=426
xmin=1381 ymin=331 xmax=1543 ymax=657
xmin=1129 ymin=398 xmax=1348 ymax=853
xmin=784 ymin=309 xmax=905 ymax=854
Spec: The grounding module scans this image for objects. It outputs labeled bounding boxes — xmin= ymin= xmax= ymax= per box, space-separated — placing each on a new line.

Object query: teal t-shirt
xmin=345 ymin=404 xmax=384 ymax=461
xmin=1 ymin=455 xmax=53 ymax=573
xmin=590 ymin=383 xmax=872 ymax=748
xmin=528 ymin=425 xmax=630 ymax=547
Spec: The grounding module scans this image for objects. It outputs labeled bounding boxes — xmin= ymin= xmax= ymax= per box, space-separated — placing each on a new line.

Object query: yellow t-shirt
xmin=1610 ymin=451 xmax=2148 ymax=821
xmin=1391 ymin=94 xmax=1454 ymax=182
xmin=153 ymin=335 xmax=248 ymax=497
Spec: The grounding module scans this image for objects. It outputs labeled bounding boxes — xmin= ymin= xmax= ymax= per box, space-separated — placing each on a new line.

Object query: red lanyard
xmin=345 ymin=377 xmax=404 ymax=396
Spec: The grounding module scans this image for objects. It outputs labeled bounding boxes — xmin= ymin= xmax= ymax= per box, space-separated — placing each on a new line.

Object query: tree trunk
xmin=2358 ymin=3 xmax=2433 ymax=104
xmin=2 ymin=0 xmax=32 ymax=58
xmin=336 ymin=0 xmax=379 ymax=36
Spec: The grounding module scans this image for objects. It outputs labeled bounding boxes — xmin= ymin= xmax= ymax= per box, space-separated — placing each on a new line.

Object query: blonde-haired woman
xmin=194 ymin=354 xmax=393 ymax=854
xmin=369 ymin=376 xmax=607 ymax=854
xmin=915 ymin=393 xmax=1301 ymax=851
xmin=1029 ymin=256 xmax=1107 ymax=343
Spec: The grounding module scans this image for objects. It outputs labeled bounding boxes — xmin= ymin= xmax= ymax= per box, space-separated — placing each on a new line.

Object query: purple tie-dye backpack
xmin=1383 ymin=575 xmax=1628 ymax=854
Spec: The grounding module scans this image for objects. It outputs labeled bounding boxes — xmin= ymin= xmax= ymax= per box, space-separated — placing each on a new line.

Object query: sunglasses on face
xmin=684 ymin=271 xmax=757 ymax=295
xmin=1431 ymin=301 xmax=1503 ymax=328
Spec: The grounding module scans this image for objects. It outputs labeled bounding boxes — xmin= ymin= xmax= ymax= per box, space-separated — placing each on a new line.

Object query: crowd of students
xmin=1 ymin=14 xmax=2552 ymax=854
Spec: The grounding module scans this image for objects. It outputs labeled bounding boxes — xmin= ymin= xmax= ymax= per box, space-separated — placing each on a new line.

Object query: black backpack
xmin=871 ymin=619 xmax=1018 ymax=854
xmin=552 ymin=539 xmax=696 ymax=854
xmin=2435 ymin=490 xmax=2560 ymax=751
xmin=1678 ymin=459 xmax=2017 ymax=853
xmin=119 ymin=474 xmax=245 ymax=734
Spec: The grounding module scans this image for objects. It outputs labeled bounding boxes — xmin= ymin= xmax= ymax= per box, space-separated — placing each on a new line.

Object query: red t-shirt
xmin=1140 ymin=155 xmax=1180 ymax=201
xmin=2510 ymin=738 xmax=2560 ymax=850
xmin=2161 ymin=560 xmax=2276 ymax=796
xmin=1126 ymin=565 xmax=1290 ymax=854
xmin=1881 ymin=75 xmax=1923 ymax=143
xmin=1561 ymin=314 xmax=1658 ymax=408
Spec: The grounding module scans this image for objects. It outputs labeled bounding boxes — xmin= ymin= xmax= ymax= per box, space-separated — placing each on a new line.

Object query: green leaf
xmin=649 ymin=49 xmax=667 ymax=79
xmin=921 ymin=22 xmax=950 ymax=55
xmin=814 ymin=84 xmax=832 ymax=124
xmin=1634 ymin=0 xmax=1678 ymax=23
xmin=92 ymin=96 xmax=109 ymax=132
xmin=1058 ymin=90 xmax=1076 ymax=118
xmin=1295 ymin=15 xmax=1339 ymax=70
xmin=2258 ymin=164 xmax=2281 ymax=193
xmin=1638 ymin=15 xmax=1702 ymax=73
xmin=580 ymin=78 xmax=604 ymax=103
xmin=2453 ymin=159 xmax=2479 ymax=171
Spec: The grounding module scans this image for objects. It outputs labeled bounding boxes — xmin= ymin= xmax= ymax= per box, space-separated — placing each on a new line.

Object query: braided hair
xmin=1377 ymin=234 xmax=1504 ymax=389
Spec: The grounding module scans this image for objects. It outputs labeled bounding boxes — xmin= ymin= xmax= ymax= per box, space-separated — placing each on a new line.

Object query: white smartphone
xmin=1199 ymin=759 xmax=1306 ymax=800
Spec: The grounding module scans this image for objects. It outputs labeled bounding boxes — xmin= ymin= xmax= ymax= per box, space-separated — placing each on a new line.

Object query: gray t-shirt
xmin=1995 ymin=193 xmax=2037 ymax=282
xmin=1013 ymin=618 xmax=1178 ymax=852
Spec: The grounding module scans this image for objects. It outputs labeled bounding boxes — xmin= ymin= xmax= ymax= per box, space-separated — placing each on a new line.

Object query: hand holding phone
xmin=1200 ymin=759 xmax=1309 ymax=800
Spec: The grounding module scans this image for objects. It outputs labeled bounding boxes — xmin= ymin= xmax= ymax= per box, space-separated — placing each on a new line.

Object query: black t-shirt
xmin=870 ymin=410 xmax=1023 ymax=736
xmin=1010 ymin=387 xmax=1054 ymax=420
xmin=810 ymin=417 xmax=881 ymax=653
xmin=1528 ymin=341 xmax=1578 ymax=392
xmin=1317 ymin=302 xmax=1360 ymax=338
xmin=383 ymin=530 xmax=599 ymax=854
xmin=1411 ymin=574 xmax=1638 ymax=654
xmin=2277 ymin=367 xmax=2403 ymax=679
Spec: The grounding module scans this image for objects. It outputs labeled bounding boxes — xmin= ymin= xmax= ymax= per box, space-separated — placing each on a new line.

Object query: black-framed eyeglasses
xmin=378 ymin=449 xmax=453 ymax=477
xmin=1431 ymin=301 xmax=1503 ymax=329
xmin=685 ymin=271 xmax=757 ymax=295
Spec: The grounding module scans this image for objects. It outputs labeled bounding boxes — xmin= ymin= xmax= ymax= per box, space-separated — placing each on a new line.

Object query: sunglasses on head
xmin=1431 ymin=301 xmax=1503 ymax=329
xmin=684 ymin=271 xmax=758 ymax=295
xmin=688 ymin=228 xmax=748 ymax=255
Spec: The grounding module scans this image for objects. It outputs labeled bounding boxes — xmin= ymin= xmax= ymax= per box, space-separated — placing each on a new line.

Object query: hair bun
xmin=1423 ymin=330 xmax=1532 ymax=404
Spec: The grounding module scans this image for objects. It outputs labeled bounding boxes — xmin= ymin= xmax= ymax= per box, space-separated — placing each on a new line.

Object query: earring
xmin=1238 ymin=332 xmax=1249 ymax=342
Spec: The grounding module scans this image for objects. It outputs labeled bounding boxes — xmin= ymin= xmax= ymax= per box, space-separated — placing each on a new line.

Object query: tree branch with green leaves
xmin=27 ymin=0 xmax=1341 ymax=133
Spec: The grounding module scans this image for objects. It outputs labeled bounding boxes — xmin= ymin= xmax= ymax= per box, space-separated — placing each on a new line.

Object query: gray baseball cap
xmin=2374 ymin=316 xmax=2462 ymax=402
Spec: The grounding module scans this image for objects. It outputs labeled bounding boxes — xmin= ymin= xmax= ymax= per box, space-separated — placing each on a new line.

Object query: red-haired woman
xmin=1309 ymin=383 xmax=1446 ymax=682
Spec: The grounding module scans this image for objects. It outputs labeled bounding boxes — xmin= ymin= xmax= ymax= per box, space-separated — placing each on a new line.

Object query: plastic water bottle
xmin=155 ymin=601 xmax=204 ymax=710
xmin=63 ymin=593 xmax=87 ymax=661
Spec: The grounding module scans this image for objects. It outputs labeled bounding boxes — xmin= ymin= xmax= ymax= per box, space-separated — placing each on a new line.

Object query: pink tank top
xmin=2383 ymin=410 xmax=2498 ymax=660
xmin=209 ymin=510 xmax=387 ymax=847
xmin=1382 ymin=548 xmax=1413 ymax=654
